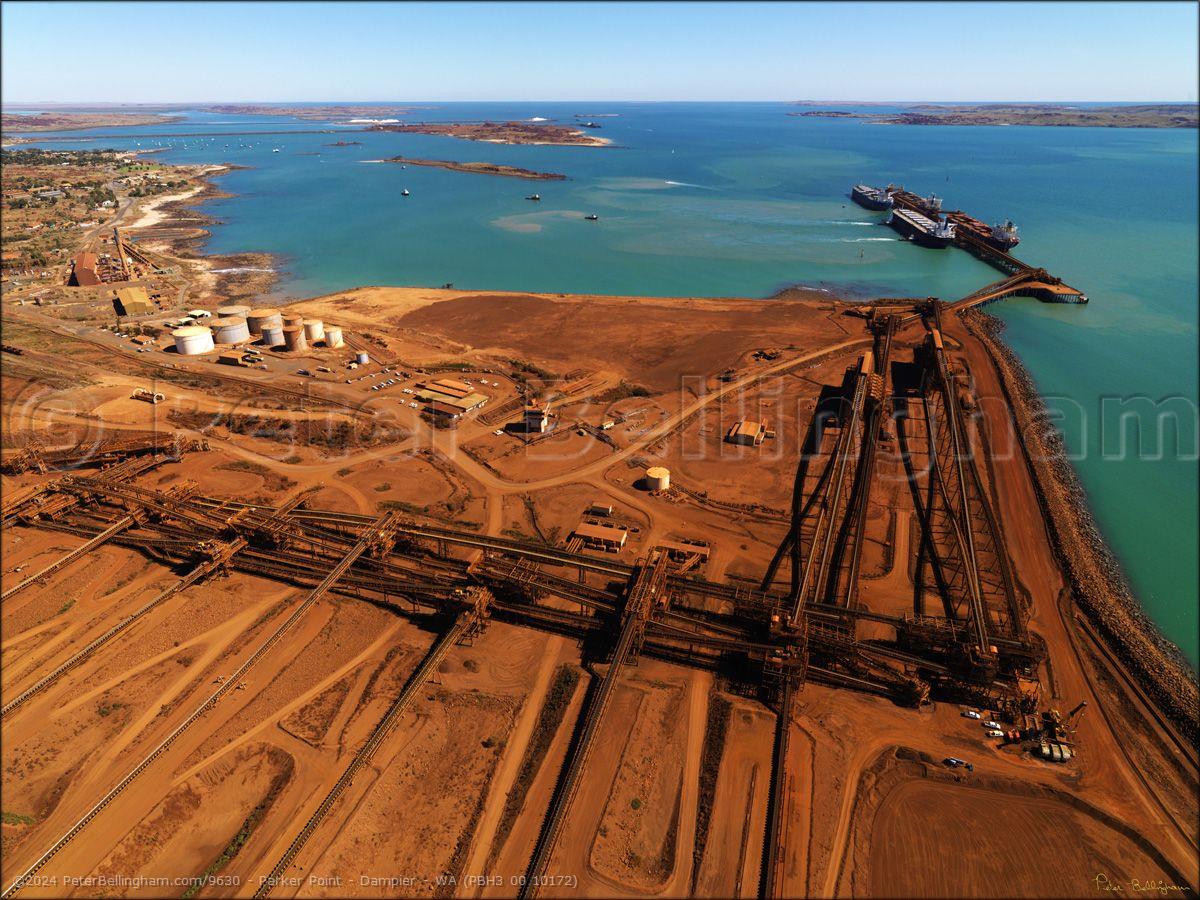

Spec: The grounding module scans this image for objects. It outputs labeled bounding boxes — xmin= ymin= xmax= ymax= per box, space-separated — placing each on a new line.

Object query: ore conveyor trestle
xmin=1 ymin=316 xmax=1049 ymax=898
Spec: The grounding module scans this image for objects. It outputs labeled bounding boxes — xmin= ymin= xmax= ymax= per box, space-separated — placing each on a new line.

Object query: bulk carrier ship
xmin=850 ymin=183 xmax=895 ymax=210
xmin=887 ymin=208 xmax=956 ymax=248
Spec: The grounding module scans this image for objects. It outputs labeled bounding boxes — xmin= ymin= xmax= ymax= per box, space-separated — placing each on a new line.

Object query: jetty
xmin=888 ymin=188 xmax=1088 ymax=305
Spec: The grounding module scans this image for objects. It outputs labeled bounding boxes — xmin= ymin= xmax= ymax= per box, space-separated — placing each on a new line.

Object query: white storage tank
xmin=302 ymin=319 xmax=325 ymax=343
xmin=213 ymin=316 xmax=251 ymax=344
xmin=645 ymin=466 xmax=671 ymax=491
xmin=283 ymin=325 xmax=307 ymax=352
xmin=173 ymin=325 xmax=214 ymax=356
xmin=259 ymin=324 xmax=285 ymax=347
xmin=355 ymin=351 xmax=370 ymax=365
xmin=246 ymin=307 xmax=283 ymax=335
xmin=323 ymin=325 xmax=344 ymax=348
xmin=217 ymin=304 xmax=251 ymax=320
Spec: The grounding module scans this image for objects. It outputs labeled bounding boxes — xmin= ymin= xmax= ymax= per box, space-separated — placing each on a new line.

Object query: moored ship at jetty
xmin=851 ymin=183 xmax=894 ymax=210
xmin=888 ymin=207 xmax=956 ymax=248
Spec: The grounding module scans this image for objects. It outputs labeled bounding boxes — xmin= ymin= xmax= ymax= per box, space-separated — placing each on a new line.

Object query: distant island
xmin=207 ymin=104 xmax=424 ymax=121
xmin=385 ymin=156 xmax=566 ymax=179
xmin=790 ymin=103 xmax=1199 ymax=128
xmin=1 ymin=111 xmax=184 ymax=131
xmin=370 ymin=120 xmax=611 ymax=146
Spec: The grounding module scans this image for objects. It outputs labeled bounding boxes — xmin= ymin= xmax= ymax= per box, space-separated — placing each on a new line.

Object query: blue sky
xmin=2 ymin=2 xmax=1197 ymax=103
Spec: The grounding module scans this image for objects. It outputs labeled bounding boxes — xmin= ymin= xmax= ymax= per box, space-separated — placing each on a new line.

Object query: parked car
xmin=961 ymin=710 xmax=982 ymax=720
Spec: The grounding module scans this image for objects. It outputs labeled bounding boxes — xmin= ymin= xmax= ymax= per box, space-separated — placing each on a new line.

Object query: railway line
xmin=518 ymin=558 xmax=663 ymax=899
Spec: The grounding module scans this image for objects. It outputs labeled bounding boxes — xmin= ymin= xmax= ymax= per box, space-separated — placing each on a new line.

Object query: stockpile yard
xmin=1 ymin=194 xmax=1196 ymax=899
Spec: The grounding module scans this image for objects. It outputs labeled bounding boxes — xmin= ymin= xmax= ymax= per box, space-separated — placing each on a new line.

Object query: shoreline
xmin=124 ymin=164 xmax=283 ymax=306
xmin=964 ymin=308 xmax=1198 ymax=741
xmin=132 ymin=158 xmax=1197 ymax=735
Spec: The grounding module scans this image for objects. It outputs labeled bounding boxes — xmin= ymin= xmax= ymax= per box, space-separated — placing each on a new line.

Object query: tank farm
xmin=4 ymin=186 xmax=1193 ymax=900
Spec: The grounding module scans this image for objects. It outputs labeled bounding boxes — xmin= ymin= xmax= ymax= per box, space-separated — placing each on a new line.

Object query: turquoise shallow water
xmin=18 ymin=102 xmax=1198 ymax=665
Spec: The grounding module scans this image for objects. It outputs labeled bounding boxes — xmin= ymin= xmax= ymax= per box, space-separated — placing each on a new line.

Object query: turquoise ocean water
xmin=15 ymin=102 xmax=1198 ymax=665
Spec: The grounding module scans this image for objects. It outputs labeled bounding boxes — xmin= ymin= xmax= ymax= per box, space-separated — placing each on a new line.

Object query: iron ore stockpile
xmin=1 ymin=223 xmax=1196 ymax=899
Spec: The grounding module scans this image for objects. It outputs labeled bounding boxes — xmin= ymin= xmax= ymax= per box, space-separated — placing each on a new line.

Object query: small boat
xmin=584 ymin=214 xmax=599 ymax=221
xmin=401 ymin=189 xmax=410 ymax=196
xmin=272 ymin=148 xmax=281 ymax=153
xmin=526 ymin=194 xmax=541 ymax=201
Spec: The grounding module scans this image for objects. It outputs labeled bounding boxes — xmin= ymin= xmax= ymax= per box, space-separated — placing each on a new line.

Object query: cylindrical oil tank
xmin=259 ymin=324 xmax=285 ymax=347
xmin=217 ymin=304 xmax=251 ymax=320
xmin=246 ymin=307 xmax=283 ymax=335
xmin=283 ymin=314 xmax=303 ymax=328
xmin=302 ymin=319 xmax=325 ymax=343
xmin=645 ymin=466 xmax=671 ymax=491
xmin=173 ymin=325 xmax=214 ymax=356
xmin=213 ymin=316 xmax=251 ymax=344
xmin=323 ymin=325 xmax=344 ymax=348
xmin=356 ymin=351 xmax=370 ymax=365
xmin=283 ymin=325 xmax=307 ymax=352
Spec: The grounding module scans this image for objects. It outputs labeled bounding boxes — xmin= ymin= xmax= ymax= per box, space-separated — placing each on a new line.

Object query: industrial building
xmin=218 ymin=351 xmax=250 ymax=367
xmin=726 ymin=419 xmax=769 ymax=447
xmin=524 ymin=404 xmax=549 ymax=433
xmin=572 ymin=521 xmax=628 ymax=551
xmin=113 ymin=286 xmax=152 ymax=317
xmin=68 ymin=253 xmax=101 ymax=287
xmin=417 ymin=378 xmax=489 ymax=418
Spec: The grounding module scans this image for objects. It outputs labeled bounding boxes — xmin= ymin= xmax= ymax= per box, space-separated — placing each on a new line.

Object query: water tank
xmin=246 ymin=307 xmax=283 ymax=335
xmin=217 ymin=304 xmax=251 ymax=319
xmin=323 ymin=325 xmax=344 ymax=348
xmin=283 ymin=325 xmax=307 ymax=352
xmin=645 ymin=466 xmax=671 ymax=491
xmin=302 ymin=319 xmax=325 ymax=343
xmin=213 ymin=316 xmax=251 ymax=344
xmin=356 ymin=351 xmax=370 ymax=365
xmin=173 ymin=325 xmax=214 ymax=356
xmin=259 ymin=324 xmax=284 ymax=347
xmin=283 ymin=314 xmax=303 ymax=328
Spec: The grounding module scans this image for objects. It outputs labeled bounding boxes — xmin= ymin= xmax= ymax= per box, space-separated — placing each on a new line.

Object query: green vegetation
xmin=594 ymin=381 xmax=652 ymax=404
xmin=373 ymin=481 xmax=392 ymax=492
xmin=509 ymin=358 xmax=557 ymax=380
xmin=690 ymin=693 xmax=732 ymax=890
xmin=378 ymin=499 xmax=425 ymax=514
xmin=97 ymin=701 xmax=127 ymax=718
xmin=57 ymin=598 xmax=76 ymax=615
xmin=487 ymin=664 xmax=582 ymax=868
xmin=630 ymin=797 xmax=642 ymax=810
xmin=1 ymin=811 xmax=35 ymax=826
xmin=336 ymin=466 xmax=353 ymax=476
xmin=181 ymin=759 xmax=293 ymax=899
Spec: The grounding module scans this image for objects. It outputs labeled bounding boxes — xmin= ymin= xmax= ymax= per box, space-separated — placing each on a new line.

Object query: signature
xmin=1095 ymin=873 xmax=1192 ymax=894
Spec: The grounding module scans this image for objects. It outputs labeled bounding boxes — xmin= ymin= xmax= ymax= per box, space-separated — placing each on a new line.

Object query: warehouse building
xmin=417 ymin=377 xmax=489 ymax=418
xmin=725 ymin=419 xmax=769 ymax=447
xmin=572 ymin=521 xmax=628 ymax=551
xmin=114 ymin=286 xmax=153 ymax=317
xmin=68 ymin=252 xmax=101 ymax=287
